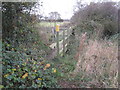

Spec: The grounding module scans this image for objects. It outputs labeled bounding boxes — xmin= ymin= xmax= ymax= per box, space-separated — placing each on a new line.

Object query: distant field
xmin=36 ymin=21 xmax=70 ymax=27
xmin=34 ymin=21 xmax=70 ymax=44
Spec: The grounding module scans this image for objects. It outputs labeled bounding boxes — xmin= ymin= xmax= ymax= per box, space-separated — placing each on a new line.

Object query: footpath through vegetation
xmin=1 ymin=1 xmax=119 ymax=88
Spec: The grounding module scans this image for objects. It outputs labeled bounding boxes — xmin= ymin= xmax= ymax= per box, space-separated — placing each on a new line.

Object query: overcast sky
xmin=41 ymin=0 xmax=76 ymax=19
xmin=40 ymin=0 xmax=119 ymax=19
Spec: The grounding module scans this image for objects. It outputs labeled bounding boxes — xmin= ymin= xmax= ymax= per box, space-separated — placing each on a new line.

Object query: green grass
xmin=50 ymin=54 xmax=77 ymax=84
xmin=50 ymin=54 xmax=93 ymax=88
xmin=37 ymin=21 xmax=65 ymax=27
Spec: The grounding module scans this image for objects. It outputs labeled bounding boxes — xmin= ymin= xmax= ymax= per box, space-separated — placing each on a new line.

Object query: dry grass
xmin=73 ymin=33 xmax=118 ymax=88
xmin=74 ymin=32 xmax=87 ymax=61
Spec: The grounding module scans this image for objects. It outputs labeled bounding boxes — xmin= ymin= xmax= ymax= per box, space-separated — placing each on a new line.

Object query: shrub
xmin=2 ymin=2 xmax=59 ymax=88
xmin=2 ymin=41 xmax=58 ymax=88
xmin=71 ymin=2 xmax=118 ymax=39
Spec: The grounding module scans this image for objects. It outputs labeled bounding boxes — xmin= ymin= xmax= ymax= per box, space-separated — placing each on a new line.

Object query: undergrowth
xmin=53 ymin=26 xmax=118 ymax=88
xmin=2 ymin=27 xmax=59 ymax=88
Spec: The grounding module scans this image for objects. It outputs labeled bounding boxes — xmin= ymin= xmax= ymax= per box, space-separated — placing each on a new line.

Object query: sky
xmin=41 ymin=0 xmax=76 ymax=19
xmin=39 ymin=0 xmax=119 ymax=19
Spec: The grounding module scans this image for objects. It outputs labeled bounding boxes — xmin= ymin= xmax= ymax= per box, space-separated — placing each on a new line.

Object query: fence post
xmin=67 ymin=28 xmax=69 ymax=44
xmin=63 ymin=29 xmax=65 ymax=57
xmin=56 ymin=25 xmax=59 ymax=57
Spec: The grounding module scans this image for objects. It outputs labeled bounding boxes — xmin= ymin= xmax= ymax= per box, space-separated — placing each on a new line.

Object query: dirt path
xmin=58 ymin=80 xmax=80 ymax=88
xmin=46 ymin=48 xmax=57 ymax=60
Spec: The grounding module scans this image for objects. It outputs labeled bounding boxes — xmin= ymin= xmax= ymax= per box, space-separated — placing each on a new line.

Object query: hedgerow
xmin=2 ymin=2 xmax=59 ymax=88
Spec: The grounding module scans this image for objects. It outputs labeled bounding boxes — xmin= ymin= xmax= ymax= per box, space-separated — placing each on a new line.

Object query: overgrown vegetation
xmin=67 ymin=1 xmax=119 ymax=88
xmin=2 ymin=2 xmax=59 ymax=88
xmin=71 ymin=1 xmax=118 ymax=39
xmin=1 ymin=1 xmax=119 ymax=89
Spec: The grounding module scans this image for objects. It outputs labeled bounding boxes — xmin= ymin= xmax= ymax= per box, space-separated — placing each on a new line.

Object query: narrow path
xmin=46 ymin=48 xmax=57 ymax=60
xmin=58 ymin=80 xmax=79 ymax=88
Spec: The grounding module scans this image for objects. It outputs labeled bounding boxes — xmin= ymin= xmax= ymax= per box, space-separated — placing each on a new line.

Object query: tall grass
xmin=73 ymin=33 xmax=118 ymax=88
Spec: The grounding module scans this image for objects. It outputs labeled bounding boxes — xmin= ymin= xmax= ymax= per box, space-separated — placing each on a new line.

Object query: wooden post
xmin=56 ymin=32 xmax=59 ymax=57
xmin=56 ymin=25 xmax=59 ymax=57
xmin=67 ymin=28 xmax=69 ymax=43
xmin=63 ymin=30 xmax=65 ymax=56
xmin=53 ymin=20 xmax=57 ymax=42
